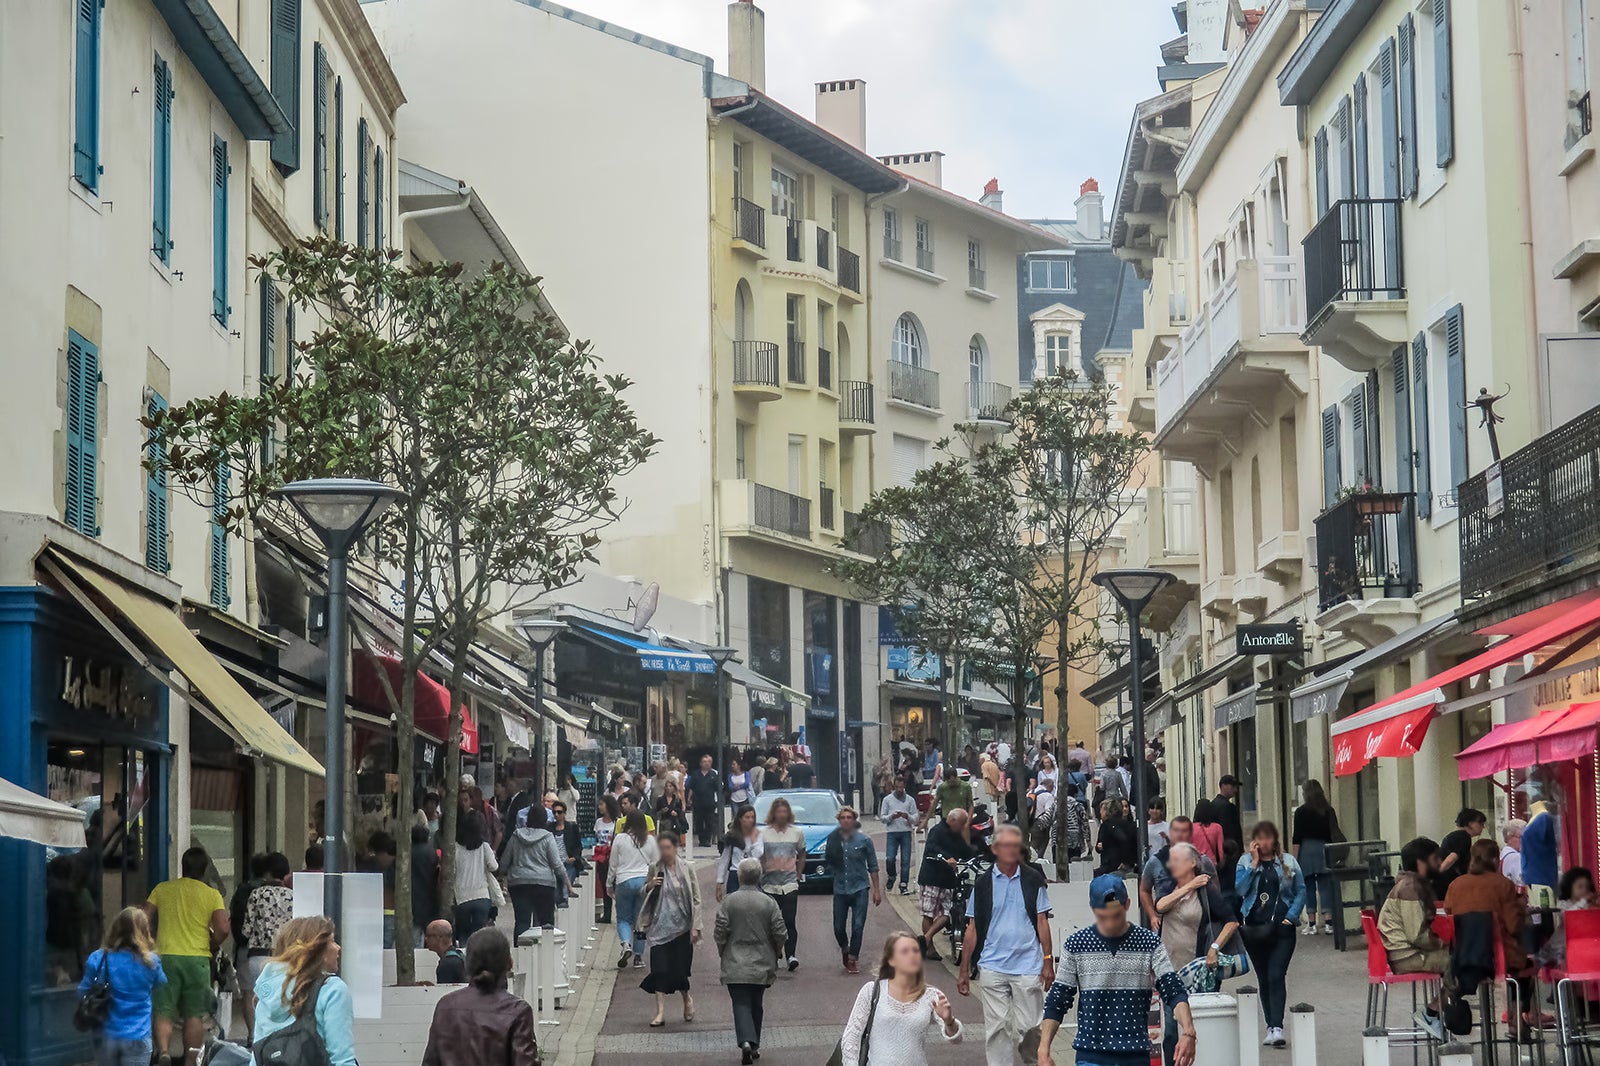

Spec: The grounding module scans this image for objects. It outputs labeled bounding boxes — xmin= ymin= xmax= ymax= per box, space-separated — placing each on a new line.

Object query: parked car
xmin=752 ymin=788 xmax=841 ymax=891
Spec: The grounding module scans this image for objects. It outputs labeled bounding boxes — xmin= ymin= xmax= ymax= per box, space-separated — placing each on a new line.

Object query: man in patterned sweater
xmin=1038 ymin=874 xmax=1196 ymax=1066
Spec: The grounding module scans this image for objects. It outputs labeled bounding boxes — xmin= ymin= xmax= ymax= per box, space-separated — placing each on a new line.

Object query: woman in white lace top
xmin=838 ymin=931 xmax=962 ymax=1065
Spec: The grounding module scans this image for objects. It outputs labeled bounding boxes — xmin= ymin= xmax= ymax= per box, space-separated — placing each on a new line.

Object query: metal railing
xmin=753 ymin=483 xmax=810 ymax=538
xmin=969 ymin=264 xmax=986 ymax=290
xmin=732 ymin=340 xmax=780 ymax=388
xmin=816 ymin=227 xmax=832 ymax=270
xmin=818 ymin=347 xmax=833 ymax=391
xmin=1571 ymin=91 xmax=1594 ymax=150
xmin=1460 ymin=402 xmax=1600 ymax=600
xmin=838 ymin=247 xmax=861 ymax=292
xmin=734 ymin=197 xmax=766 ymax=247
xmin=819 ymin=485 xmax=836 ymax=531
xmin=884 ymin=235 xmax=902 ymax=262
xmin=844 ymin=510 xmax=891 ymax=557
xmin=1302 ymin=198 xmax=1405 ymax=331
xmin=1314 ymin=492 xmax=1418 ymax=611
xmin=786 ymin=339 xmax=806 ymax=384
xmin=839 ymin=380 xmax=874 ymax=425
xmin=916 ymin=245 xmax=935 ymax=272
xmin=887 ymin=359 xmax=939 ymax=409
xmin=785 ymin=217 xmax=803 ymax=262
xmin=967 ymin=380 xmax=1012 ymax=422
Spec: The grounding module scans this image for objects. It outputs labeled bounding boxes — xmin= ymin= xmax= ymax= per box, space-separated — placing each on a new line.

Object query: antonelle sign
xmin=1236 ymin=622 xmax=1303 ymax=656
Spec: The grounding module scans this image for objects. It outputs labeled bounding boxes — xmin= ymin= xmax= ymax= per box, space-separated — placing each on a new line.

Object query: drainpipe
xmin=397 ymin=193 xmax=472 ymax=229
xmin=1503 ymin=0 xmax=1539 ymax=402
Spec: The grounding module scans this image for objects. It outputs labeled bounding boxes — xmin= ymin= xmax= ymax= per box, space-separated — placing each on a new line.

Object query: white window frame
xmin=1028 ymin=257 xmax=1072 ymax=292
xmin=892 ymin=313 xmax=925 ymax=367
xmin=1044 ymin=332 xmax=1072 ymax=377
xmin=771 ymin=165 xmax=799 ymax=218
xmin=968 ymin=335 xmax=988 ymax=385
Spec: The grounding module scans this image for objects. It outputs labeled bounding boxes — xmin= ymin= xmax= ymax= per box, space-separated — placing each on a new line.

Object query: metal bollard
xmin=1362 ymin=1026 xmax=1390 ymax=1066
xmin=1234 ymin=986 xmax=1261 ymax=1066
xmin=1288 ymin=1003 xmax=1316 ymax=1066
xmin=1438 ymin=1041 xmax=1473 ymax=1065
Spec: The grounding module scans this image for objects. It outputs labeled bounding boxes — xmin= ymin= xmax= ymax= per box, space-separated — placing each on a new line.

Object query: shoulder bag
xmin=73 ymin=950 xmax=112 ymax=1031
xmin=825 ymin=978 xmax=881 ymax=1066
xmin=253 ymin=976 xmax=333 ymax=1066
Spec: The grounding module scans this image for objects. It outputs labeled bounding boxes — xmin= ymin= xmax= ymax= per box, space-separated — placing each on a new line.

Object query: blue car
xmin=752 ymin=789 xmax=841 ymax=891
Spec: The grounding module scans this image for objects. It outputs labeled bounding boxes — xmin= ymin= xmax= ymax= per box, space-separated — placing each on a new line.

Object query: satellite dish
xmin=631 ymin=582 xmax=660 ymax=632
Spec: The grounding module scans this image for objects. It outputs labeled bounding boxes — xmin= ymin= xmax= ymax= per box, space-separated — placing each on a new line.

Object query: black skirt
xmin=639 ymin=931 xmax=694 ymax=994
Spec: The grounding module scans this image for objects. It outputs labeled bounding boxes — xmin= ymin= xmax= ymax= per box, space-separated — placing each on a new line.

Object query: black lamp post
xmin=705 ymin=646 xmax=740 ymax=824
xmin=1092 ymin=568 xmax=1176 ymax=871
xmin=516 ymin=618 xmax=566 ymax=797
xmin=275 ymin=478 xmax=404 ymax=934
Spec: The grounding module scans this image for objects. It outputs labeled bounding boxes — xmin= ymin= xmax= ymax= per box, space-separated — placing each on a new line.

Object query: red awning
xmin=1537 ymin=701 xmax=1600 ymax=763
xmin=352 ymin=652 xmax=478 ymax=754
xmin=1334 ymin=704 xmax=1436 ymax=776
xmin=1456 ymin=710 xmax=1572 ymax=780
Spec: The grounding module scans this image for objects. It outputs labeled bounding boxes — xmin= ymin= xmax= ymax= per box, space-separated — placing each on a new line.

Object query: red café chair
xmin=1557 ymin=909 xmax=1600 ymax=1060
xmin=1363 ymin=910 xmax=1446 ymax=1044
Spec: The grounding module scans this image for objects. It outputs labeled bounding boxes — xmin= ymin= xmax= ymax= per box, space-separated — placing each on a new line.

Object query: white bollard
xmin=515 ymin=938 xmax=544 ymax=1027
xmin=1362 ymin=1026 xmax=1390 ymax=1066
xmin=551 ymin=928 xmax=572 ymax=1004
xmin=1234 ymin=986 xmax=1261 ymax=1066
xmin=529 ymin=930 xmax=561 ymax=1032
xmin=1439 ymin=1041 xmax=1473 ymax=1065
xmin=1288 ymin=1003 xmax=1316 ymax=1066
xmin=1187 ymin=992 xmax=1240 ymax=1065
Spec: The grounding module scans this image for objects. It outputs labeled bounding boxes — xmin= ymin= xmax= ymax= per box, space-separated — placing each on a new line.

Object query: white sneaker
xmin=1262 ymin=1028 xmax=1279 ymax=1047
xmin=1271 ymin=1027 xmax=1287 ymax=1047
xmin=1323 ymin=921 xmax=1334 ymax=935
xmin=1303 ymin=923 xmax=1317 ymax=935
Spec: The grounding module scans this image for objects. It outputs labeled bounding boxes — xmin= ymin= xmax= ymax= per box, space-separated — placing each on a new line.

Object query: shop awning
xmin=884 ymin=679 xmax=943 ymax=701
xmin=1169 ymin=654 xmax=1247 ymax=704
xmin=1333 ymin=702 xmax=1438 ymax=776
xmin=1144 ymin=693 xmax=1177 ymax=735
xmin=568 ymin=623 xmax=717 ymax=674
xmin=1290 ymin=615 xmax=1459 ymax=723
xmin=1539 ymin=701 xmax=1600 ymax=762
xmin=966 ymin=682 xmax=1016 ymax=719
xmin=1080 ymin=656 xmax=1160 ymax=707
xmin=1214 ymin=685 xmax=1261 ymax=730
xmin=44 ymin=551 xmax=323 ymax=777
xmin=0 ymin=776 xmax=87 ymax=849
xmin=352 ymin=652 xmax=478 ymax=754
xmin=1456 ymin=711 xmax=1569 ymax=780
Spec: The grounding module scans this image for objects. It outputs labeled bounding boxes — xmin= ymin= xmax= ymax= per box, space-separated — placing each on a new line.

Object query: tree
xmin=148 ymin=238 xmax=657 ymax=981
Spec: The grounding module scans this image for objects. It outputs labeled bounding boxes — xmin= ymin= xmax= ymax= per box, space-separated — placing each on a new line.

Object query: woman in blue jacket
xmin=79 ymin=907 xmax=166 ymax=1066
xmin=253 ymin=915 xmax=357 ymax=1066
xmin=1234 ymin=821 xmax=1306 ymax=1049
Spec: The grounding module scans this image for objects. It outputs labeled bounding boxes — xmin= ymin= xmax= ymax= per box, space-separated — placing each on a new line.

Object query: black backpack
xmin=254 ymin=977 xmax=333 ymax=1066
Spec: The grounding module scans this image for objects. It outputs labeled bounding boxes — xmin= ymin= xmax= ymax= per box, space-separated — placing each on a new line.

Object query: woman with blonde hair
xmin=837 ymin=931 xmax=961 ymax=1064
xmin=252 ymin=915 xmax=356 ymax=1066
xmin=78 ymin=907 xmax=166 ymax=1066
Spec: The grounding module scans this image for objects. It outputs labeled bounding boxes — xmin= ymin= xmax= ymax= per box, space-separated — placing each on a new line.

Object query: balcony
xmin=732 ymin=340 xmax=781 ymax=401
xmin=816 ymin=227 xmax=832 ymax=271
xmin=1128 ymin=257 xmax=1193 ymax=433
xmin=786 ymin=339 xmax=806 ymax=385
xmin=1301 ymin=198 xmax=1408 ymax=369
xmin=1201 ymin=575 xmax=1236 ymax=619
xmin=753 ymin=483 xmax=811 ymax=538
xmin=819 ymin=485 xmax=836 ymax=531
xmin=733 ymin=197 xmax=766 ymax=253
xmin=966 ymin=380 xmax=1012 ymax=426
xmin=1460 ymin=403 xmax=1600 ymax=602
xmin=916 ymin=245 xmax=935 ymax=272
xmin=1257 ymin=530 xmax=1305 ymax=584
xmin=838 ymin=247 xmax=861 ymax=295
xmin=818 ymin=347 xmax=834 ymax=391
xmin=887 ymin=360 xmax=940 ymax=412
xmin=844 ymin=510 xmax=891 ymax=557
xmin=1314 ymin=492 xmax=1418 ymax=612
xmin=839 ymin=380 xmax=875 ymax=435
xmin=1124 ymin=486 xmax=1200 ymax=630
xmin=785 ymin=217 xmax=804 ymax=263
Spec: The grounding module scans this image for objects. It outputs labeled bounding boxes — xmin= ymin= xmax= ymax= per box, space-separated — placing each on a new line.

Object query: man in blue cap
xmin=1038 ymin=874 xmax=1195 ymax=1066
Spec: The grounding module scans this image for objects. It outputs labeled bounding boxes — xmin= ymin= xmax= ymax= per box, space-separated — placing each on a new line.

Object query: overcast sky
xmin=555 ymin=0 xmax=1179 ymax=220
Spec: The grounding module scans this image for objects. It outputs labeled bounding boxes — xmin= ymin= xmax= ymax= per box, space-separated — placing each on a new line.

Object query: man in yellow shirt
xmin=145 ymin=847 xmax=229 ymax=1063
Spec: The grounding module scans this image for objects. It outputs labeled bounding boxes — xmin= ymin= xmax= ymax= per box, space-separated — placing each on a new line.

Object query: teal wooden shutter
xmin=1365 ymin=369 xmax=1382 ymax=484
xmin=1322 ymin=405 xmax=1342 ymax=509
xmin=269 ymin=0 xmax=301 ymax=172
xmin=73 ymin=0 xmax=101 ymax=190
xmin=152 ymin=55 xmax=173 ymax=262
xmin=334 ymin=78 xmax=345 ymax=239
xmin=1353 ymin=76 xmax=1370 ymax=199
xmin=1377 ymin=40 xmax=1400 ymax=198
xmin=285 ymin=300 xmax=296 ymax=380
xmin=1434 ymin=0 xmax=1455 ymax=166
xmin=212 ymin=137 xmax=229 ymax=324
xmin=1392 ymin=346 xmax=1414 ymax=497
xmin=1413 ymin=334 xmax=1433 ymax=517
xmin=1398 ymin=15 xmax=1419 ymax=198
xmin=145 ymin=391 xmax=170 ymax=572
xmin=65 ymin=331 xmax=100 ymax=536
xmin=356 ymin=118 xmax=369 ymax=248
xmin=210 ymin=465 xmax=231 ymax=609
xmin=1314 ymin=128 xmax=1330 ymax=217
xmin=1335 ymin=97 xmax=1354 ymax=198
xmin=1444 ymin=304 xmax=1467 ymax=493
xmin=373 ymin=145 xmax=384 ymax=250
xmin=260 ymin=282 xmax=277 ymax=380
xmin=313 ymin=43 xmax=328 ymax=230
xmin=1349 ymin=386 xmax=1369 ymax=485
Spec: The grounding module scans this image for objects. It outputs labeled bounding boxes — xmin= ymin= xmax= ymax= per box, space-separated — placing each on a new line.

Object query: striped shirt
xmin=1043 ymin=924 xmax=1187 ymax=1061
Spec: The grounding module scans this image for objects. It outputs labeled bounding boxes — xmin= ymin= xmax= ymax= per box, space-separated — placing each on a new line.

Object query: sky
xmin=552 ymin=0 xmax=1179 ymax=221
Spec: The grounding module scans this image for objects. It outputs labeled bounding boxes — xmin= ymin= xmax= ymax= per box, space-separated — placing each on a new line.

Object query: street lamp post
xmin=704 ymin=647 xmax=739 ymax=827
xmin=275 ymin=478 xmax=405 ymax=927
xmin=1092 ymin=568 xmax=1176 ymax=873
xmin=516 ymin=618 xmax=566 ymax=799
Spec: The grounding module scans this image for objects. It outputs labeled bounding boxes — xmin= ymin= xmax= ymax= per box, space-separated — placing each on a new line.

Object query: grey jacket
xmin=715 ymin=888 xmax=787 ymax=987
xmin=503 ymin=827 xmax=566 ymax=888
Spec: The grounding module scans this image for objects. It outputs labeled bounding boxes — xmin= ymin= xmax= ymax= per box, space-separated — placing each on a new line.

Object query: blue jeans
xmin=96 ymin=1036 xmax=152 ymax=1066
xmin=883 ymin=833 xmax=913 ymax=889
xmin=453 ymin=898 xmax=493 ymax=945
xmin=614 ymin=876 xmax=647 ymax=955
xmin=833 ymin=888 xmax=869 ymax=957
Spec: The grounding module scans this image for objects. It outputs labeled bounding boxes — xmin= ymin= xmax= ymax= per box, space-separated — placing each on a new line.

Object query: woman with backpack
xmin=1234 ymin=821 xmax=1306 ymax=1049
xmin=252 ymin=915 xmax=356 ymax=1066
xmin=421 ymin=928 xmax=538 ymax=1066
xmin=77 ymin=906 xmax=166 ymax=1066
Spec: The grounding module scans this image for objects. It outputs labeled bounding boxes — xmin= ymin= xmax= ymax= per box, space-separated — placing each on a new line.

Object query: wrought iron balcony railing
xmin=817 ymin=347 xmax=833 ymax=391
xmin=916 ymin=246 xmax=935 ymax=272
xmin=733 ymin=197 xmax=765 ymax=247
xmin=967 ymin=380 xmax=1012 ymax=423
xmin=816 ymin=227 xmax=832 ymax=270
xmin=819 ymin=485 xmax=836 ymax=531
xmin=888 ymin=360 xmax=939 ymax=409
xmin=969 ymin=264 xmax=986 ymax=291
xmin=786 ymin=339 xmax=806 ymax=385
xmin=785 ymin=217 xmax=803 ymax=262
xmin=884 ymin=235 xmax=902 ymax=262
xmin=844 ymin=510 xmax=891 ymax=557
xmin=1302 ymin=198 xmax=1405 ymax=331
xmin=732 ymin=340 xmax=780 ymax=388
xmin=753 ymin=484 xmax=810 ymax=538
xmin=1313 ymin=491 xmax=1418 ymax=611
xmin=839 ymin=380 xmax=874 ymax=425
xmin=838 ymin=247 xmax=861 ymax=292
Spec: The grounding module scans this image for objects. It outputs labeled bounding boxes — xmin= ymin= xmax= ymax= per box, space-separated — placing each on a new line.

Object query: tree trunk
xmin=1055 ymin=614 xmax=1071 ymax=881
xmin=394 ymin=664 xmax=417 ymax=982
xmin=1012 ymin=707 xmax=1029 ymax=849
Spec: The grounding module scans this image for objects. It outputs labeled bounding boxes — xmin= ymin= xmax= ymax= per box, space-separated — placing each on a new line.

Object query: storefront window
xmin=890 ymin=701 xmax=935 ymax=746
xmin=1231 ymin=717 xmax=1259 ymax=819
xmin=189 ymin=766 xmax=245 ymax=896
xmin=804 ymin=591 xmax=837 ymax=708
xmin=748 ymin=578 xmax=790 ymax=686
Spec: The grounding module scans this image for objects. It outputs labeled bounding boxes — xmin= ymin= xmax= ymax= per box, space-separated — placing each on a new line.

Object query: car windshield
xmin=754 ymin=791 xmax=839 ymax=826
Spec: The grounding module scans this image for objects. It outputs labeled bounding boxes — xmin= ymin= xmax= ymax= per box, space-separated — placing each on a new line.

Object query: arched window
xmin=968 ymin=334 xmax=988 ymax=385
xmin=837 ymin=322 xmax=852 ymax=380
xmin=891 ymin=313 xmax=925 ymax=366
xmin=734 ymin=281 xmax=752 ymax=343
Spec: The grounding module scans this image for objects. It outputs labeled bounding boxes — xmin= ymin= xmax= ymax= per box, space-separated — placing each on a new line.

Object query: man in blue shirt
xmin=824 ymin=806 xmax=881 ymax=973
xmin=956 ymin=824 xmax=1054 ymax=1066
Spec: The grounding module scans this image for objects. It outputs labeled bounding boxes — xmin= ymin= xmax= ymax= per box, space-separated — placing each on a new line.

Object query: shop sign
xmin=60 ymin=655 xmax=156 ymax=722
xmin=1236 ymin=623 xmax=1303 ymax=657
xmin=1485 ymin=462 xmax=1505 ymax=519
xmin=888 ymin=645 xmax=941 ymax=682
xmin=750 ymin=687 xmax=784 ymax=710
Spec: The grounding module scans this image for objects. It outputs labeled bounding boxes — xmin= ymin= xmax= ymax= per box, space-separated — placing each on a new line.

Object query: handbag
xmin=825 ymin=978 xmax=881 ymax=1066
xmin=1326 ymin=810 xmax=1350 ymax=869
xmin=1176 ymin=882 xmax=1250 ymax=994
xmin=73 ymin=950 xmax=112 ymax=1031
xmin=484 ymin=846 xmax=507 ymax=909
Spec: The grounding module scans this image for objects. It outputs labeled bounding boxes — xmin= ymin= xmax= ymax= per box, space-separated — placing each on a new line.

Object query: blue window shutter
xmin=65 ymin=331 xmax=100 ymax=536
xmin=1365 ymin=369 xmax=1382 ymax=483
xmin=285 ymin=300 xmax=296 ymax=380
xmin=269 ymin=0 xmax=301 ymax=172
xmin=1335 ymin=96 xmax=1354 ymax=198
xmin=1413 ymin=333 xmax=1433 ymax=518
xmin=212 ymin=137 xmax=229 ymax=324
xmin=373 ymin=145 xmax=384 ymax=250
xmin=1321 ymin=404 xmax=1342 ymax=509
xmin=1444 ymin=304 xmax=1468 ymax=492
xmin=334 ymin=78 xmax=345 ymax=240
xmin=260 ymin=282 xmax=277 ymax=381
xmin=1434 ymin=0 xmax=1455 ymax=166
xmin=1314 ymin=128 xmax=1330 ymax=218
xmin=313 ymin=43 xmax=328 ymax=229
xmin=1392 ymin=346 xmax=1414 ymax=497
xmin=1398 ymin=16 xmax=1419 ymax=198
xmin=145 ymin=391 xmax=170 ymax=572
xmin=73 ymin=0 xmax=101 ymax=190
xmin=356 ymin=118 xmax=369 ymax=248
xmin=210 ymin=465 xmax=231 ymax=609
xmin=1349 ymin=386 xmax=1369 ymax=485
xmin=152 ymin=55 xmax=173 ymax=262
xmin=1352 ymin=76 xmax=1370 ymax=199
xmin=1377 ymin=40 xmax=1400 ymax=198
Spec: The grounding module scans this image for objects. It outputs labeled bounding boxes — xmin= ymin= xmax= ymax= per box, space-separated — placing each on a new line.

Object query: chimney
xmin=728 ymin=0 xmax=765 ymax=93
xmin=979 ymin=178 xmax=1003 ymax=212
xmin=878 ymin=151 xmax=943 ymax=188
xmin=1076 ymin=177 xmax=1105 ymax=240
xmin=815 ymin=79 xmax=867 ymax=150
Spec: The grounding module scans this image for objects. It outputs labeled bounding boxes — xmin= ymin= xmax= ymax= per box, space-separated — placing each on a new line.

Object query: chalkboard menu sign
xmin=574 ymin=767 xmax=600 ymax=848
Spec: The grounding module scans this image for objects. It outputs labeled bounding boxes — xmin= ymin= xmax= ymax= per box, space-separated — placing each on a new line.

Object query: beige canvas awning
xmin=0 ymin=776 xmax=87 ymax=849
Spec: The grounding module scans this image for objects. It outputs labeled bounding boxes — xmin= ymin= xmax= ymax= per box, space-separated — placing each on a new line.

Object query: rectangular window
xmin=1029 ymin=258 xmax=1072 ymax=291
xmin=735 ymin=421 xmax=749 ymax=480
xmin=1568 ymin=0 xmax=1591 ymax=147
xmin=212 ymin=136 xmax=229 ymax=325
xmin=891 ymin=434 xmax=926 ymax=487
xmin=883 ymin=208 xmax=901 ymax=259
xmin=334 ymin=79 xmax=345 ymax=239
xmin=73 ymin=0 xmax=102 ymax=191
xmin=65 ymin=331 xmax=99 ymax=536
xmin=747 ymin=577 xmax=791 ymax=687
xmin=1044 ymin=332 xmax=1072 ymax=377
xmin=356 ymin=118 xmax=370 ymax=247
xmin=732 ymin=141 xmax=744 ymax=200
xmin=145 ymin=391 xmax=169 ymax=572
xmin=151 ymin=54 xmax=173 ymax=262
xmin=967 ymin=239 xmax=984 ymax=288
xmin=210 ymin=464 xmax=231 ymax=609
xmin=914 ymin=217 xmax=934 ymax=271
xmin=313 ymin=43 xmax=328 ymax=230
xmin=269 ymin=0 xmax=301 ymax=172
xmin=1433 ymin=0 xmax=1455 ymax=166
xmin=770 ymin=166 xmax=799 ymax=218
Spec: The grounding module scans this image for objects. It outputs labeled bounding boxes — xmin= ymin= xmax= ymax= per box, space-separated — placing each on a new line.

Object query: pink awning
xmin=1538 ymin=702 xmax=1600 ymax=763
xmin=1456 ymin=710 xmax=1571 ymax=780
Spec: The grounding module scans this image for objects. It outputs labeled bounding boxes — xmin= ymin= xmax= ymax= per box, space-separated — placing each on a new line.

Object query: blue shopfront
xmin=0 ymin=585 xmax=170 ymax=1066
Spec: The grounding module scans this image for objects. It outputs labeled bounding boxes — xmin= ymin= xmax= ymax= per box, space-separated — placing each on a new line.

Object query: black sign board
xmin=1236 ymin=622 xmax=1303 ymax=657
